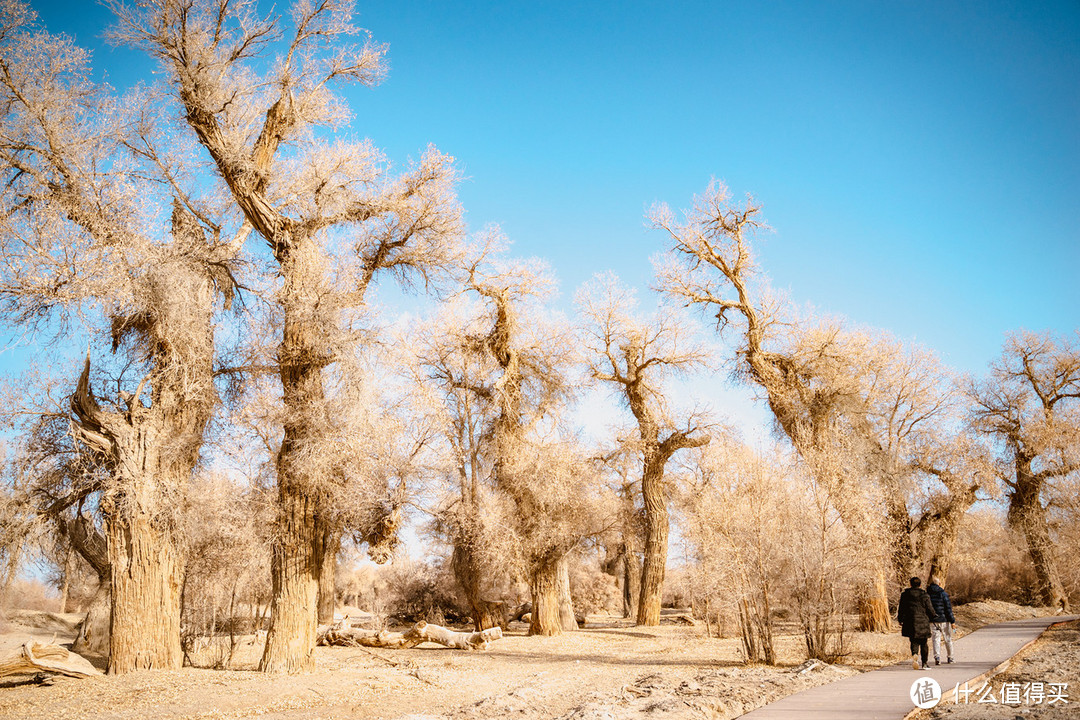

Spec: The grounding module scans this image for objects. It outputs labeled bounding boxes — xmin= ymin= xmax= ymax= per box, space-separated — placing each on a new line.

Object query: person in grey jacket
xmin=927 ymin=576 xmax=956 ymax=664
xmin=897 ymin=576 xmax=936 ymax=670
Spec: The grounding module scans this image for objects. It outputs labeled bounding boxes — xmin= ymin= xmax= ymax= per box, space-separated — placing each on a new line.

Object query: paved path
xmin=738 ymin=615 xmax=1078 ymax=720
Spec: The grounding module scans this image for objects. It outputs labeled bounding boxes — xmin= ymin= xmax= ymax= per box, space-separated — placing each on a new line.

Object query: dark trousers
xmin=910 ymin=638 xmax=929 ymax=665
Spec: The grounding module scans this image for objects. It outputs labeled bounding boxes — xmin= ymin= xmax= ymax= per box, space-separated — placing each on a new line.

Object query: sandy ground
xmin=925 ymin=619 xmax=1078 ymax=720
xmin=0 ymin=603 xmax=1064 ymax=720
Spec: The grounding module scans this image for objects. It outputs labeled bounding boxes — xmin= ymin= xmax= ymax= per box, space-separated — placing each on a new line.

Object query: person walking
xmin=897 ymin=576 xmax=936 ymax=670
xmin=927 ymin=575 xmax=956 ymax=665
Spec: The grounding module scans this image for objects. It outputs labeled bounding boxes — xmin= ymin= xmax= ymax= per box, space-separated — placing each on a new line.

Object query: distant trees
xmin=970 ymin=331 xmax=1079 ymax=611
xmin=416 ymin=249 xmax=601 ymax=636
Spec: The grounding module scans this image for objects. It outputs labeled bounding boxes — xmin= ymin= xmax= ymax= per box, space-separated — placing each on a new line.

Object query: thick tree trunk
xmin=557 ymin=556 xmax=578 ymax=631
xmin=637 ymin=457 xmax=668 ymax=626
xmin=528 ymin=557 xmax=562 ymax=636
xmin=1009 ymin=461 xmax=1068 ymax=611
xmin=317 ymin=527 xmax=340 ymax=625
xmin=260 ymin=485 xmax=320 ymax=673
xmin=451 ymin=538 xmax=504 ymax=631
xmin=260 ymin=236 xmax=331 ymax=673
xmin=106 ymin=480 xmax=184 ymax=673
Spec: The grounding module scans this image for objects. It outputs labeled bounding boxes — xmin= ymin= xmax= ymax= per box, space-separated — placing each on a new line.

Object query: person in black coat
xmin=927 ymin=576 xmax=956 ymax=664
xmin=897 ymin=576 xmax=936 ymax=670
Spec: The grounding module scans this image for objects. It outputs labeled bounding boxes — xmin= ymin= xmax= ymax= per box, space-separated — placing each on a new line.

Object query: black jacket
xmin=897 ymin=587 xmax=935 ymax=639
xmin=926 ymin=583 xmax=954 ymax=624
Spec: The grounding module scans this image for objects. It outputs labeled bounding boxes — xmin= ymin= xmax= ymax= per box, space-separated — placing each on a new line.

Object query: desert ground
xmin=1 ymin=602 xmax=1069 ymax=720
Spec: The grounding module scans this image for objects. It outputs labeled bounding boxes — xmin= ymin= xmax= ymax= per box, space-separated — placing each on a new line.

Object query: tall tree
xmin=111 ymin=0 xmax=464 ymax=671
xmin=0 ymin=2 xmax=239 ymax=672
xmin=969 ymin=331 xmax=1079 ymax=611
xmin=652 ymin=184 xmax=893 ymax=630
xmin=578 ymin=274 xmax=709 ymax=626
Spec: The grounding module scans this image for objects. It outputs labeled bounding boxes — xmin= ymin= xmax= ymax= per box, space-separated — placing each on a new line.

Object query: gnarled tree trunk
xmin=1009 ymin=458 xmax=1068 ymax=611
xmin=529 ymin=556 xmax=563 ymax=636
xmin=260 ymin=235 xmax=331 ymax=673
xmin=637 ymin=454 xmax=668 ymax=626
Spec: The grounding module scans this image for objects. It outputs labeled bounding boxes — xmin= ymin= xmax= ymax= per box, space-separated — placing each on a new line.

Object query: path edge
xmin=902 ymin=616 xmax=1079 ymax=720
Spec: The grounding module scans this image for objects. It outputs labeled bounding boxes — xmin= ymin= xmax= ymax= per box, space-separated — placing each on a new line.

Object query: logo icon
xmin=911 ymin=677 xmax=942 ymax=708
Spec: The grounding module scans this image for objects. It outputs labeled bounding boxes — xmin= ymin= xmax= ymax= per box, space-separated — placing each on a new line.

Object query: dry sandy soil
xmin=0 ymin=603 xmax=1062 ymax=720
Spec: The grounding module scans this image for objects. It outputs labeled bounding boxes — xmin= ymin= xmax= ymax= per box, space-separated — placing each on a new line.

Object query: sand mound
xmin=3 ymin=609 xmax=81 ymax=635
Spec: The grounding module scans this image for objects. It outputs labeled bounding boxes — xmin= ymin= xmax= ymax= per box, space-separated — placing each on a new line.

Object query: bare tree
xmin=0 ymin=2 xmax=242 ymax=672
xmin=417 ymin=250 xmax=598 ymax=635
xmin=652 ymin=184 xmax=895 ymax=630
xmin=578 ymin=273 xmax=709 ymax=626
xmin=109 ymin=0 xmax=464 ymax=671
xmin=969 ymin=331 xmax=1079 ymax=611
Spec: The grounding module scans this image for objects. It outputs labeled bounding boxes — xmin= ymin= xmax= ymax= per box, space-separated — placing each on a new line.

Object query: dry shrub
xmin=568 ymin=551 xmax=622 ymax=616
xmin=380 ymin=558 xmax=470 ymax=626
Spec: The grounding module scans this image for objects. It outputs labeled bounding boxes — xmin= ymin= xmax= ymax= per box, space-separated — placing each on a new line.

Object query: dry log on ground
xmin=317 ymin=620 xmax=502 ymax=650
xmin=0 ymin=641 xmax=101 ymax=679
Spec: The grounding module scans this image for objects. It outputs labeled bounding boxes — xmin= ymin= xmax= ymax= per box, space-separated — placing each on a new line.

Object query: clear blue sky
xmin=17 ymin=0 xmax=1080 ymax=382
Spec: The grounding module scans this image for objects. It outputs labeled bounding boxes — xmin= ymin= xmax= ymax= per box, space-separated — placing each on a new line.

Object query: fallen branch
xmin=317 ymin=620 xmax=502 ymax=651
xmin=0 ymin=641 xmax=101 ymax=679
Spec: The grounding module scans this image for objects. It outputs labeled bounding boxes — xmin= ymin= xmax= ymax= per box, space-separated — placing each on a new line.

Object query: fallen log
xmin=317 ymin=620 xmax=502 ymax=651
xmin=0 ymin=640 xmax=101 ymax=679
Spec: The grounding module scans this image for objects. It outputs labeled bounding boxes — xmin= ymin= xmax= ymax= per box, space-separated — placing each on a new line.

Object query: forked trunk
xmin=637 ymin=458 xmax=668 ymax=626
xmin=528 ymin=557 xmax=562 ymax=636
xmin=557 ymin=556 xmax=578 ymax=631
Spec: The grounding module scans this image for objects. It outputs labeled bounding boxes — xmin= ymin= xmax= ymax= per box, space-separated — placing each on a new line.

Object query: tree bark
xmin=637 ymin=454 xmax=668 ymax=626
xmin=529 ymin=557 xmax=563 ymax=636
xmin=857 ymin=570 xmax=892 ymax=633
xmin=260 ymin=235 xmax=331 ymax=673
xmin=557 ymin=555 xmax=578 ymax=631
xmin=623 ymin=547 xmax=642 ymax=619
xmin=72 ymin=578 xmax=111 ymax=656
xmin=451 ymin=535 xmax=504 ymax=631
xmin=106 ymin=490 xmax=183 ymax=673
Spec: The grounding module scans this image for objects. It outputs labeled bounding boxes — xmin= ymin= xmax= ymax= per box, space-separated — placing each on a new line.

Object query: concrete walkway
xmin=738 ymin=615 xmax=1078 ymax=720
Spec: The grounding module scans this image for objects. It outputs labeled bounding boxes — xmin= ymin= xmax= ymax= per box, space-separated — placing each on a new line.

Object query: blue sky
xmin=14 ymin=1 xmax=1080 ymax=418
